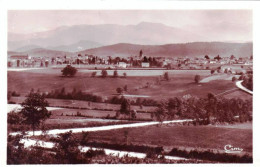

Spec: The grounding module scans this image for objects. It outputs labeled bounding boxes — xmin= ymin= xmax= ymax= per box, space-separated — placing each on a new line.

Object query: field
xmin=7 ymin=68 xmax=245 ymax=101
xmin=222 ymin=90 xmax=252 ymax=100
xmin=48 ymin=108 xmax=152 ymax=120
xmin=78 ymin=122 xmax=252 ymax=155
xmin=10 ymin=97 xmax=157 ymax=113
xmin=7 ymin=68 xmax=253 ymax=163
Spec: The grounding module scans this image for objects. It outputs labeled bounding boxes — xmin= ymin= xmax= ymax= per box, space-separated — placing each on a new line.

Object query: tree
xmin=120 ymin=98 xmax=131 ymax=115
xmin=143 ymin=56 xmax=148 ymax=62
xmin=139 ymin=50 xmax=143 ymax=58
xmin=101 ymin=69 xmax=108 ymax=78
xmin=194 ymin=75 xmax=201 ymax=83
xmin=204 ymin=55 xmax=210 ymax=59
xmin=214 ymin=55 xmax=222 ymax=61
xmin=20 ymin=92 xmax=51 ymax=135
xmin=154 ymin=100 xmax=168 ymax=122
xmin=164 ymin=72 xmax=169 ymax=81
xmin=45 ymin=61 xmax=49 ymax=67
xmin=224 ymin=69 xmax=228 ymax=73
xmin=54 ymin=131 xmax=86 ymax=164
xmin=210 ymin=69 xmax=215 ymax=75
xmin=232 ymin=77 xmax=237 ymax=82
xmin=61 ymin=65 xmax=77 ymax=77
xmin=116 ymin=87 xmax=123 ymax=94
xmin=123 ymin=72 xmax=127 ymax=78
xmin=113 ymin=70 xmax=118 ymax=78
xmin=8 ymin=111 xmax=23 ymax=125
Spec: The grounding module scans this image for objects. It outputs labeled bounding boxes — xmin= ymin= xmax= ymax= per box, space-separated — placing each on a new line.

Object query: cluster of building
xmin=7 ymin=51 xmax=253 ymax=72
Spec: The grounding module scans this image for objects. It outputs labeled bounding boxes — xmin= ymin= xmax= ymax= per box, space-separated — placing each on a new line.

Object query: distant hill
xmin=8 ymin=22 xmax=206 ymax=51
xmin=15 ymin=45 xmax=42 ymax=52
xmin=8 ymin=48 xmax=73 ymax=58
xmin=8 ymin=42 xmax=252 ymax=58
xmin=49 ymin=40 xmax=103 ymax=52
xmin=79 ymin=42 xmax=253 ymax=58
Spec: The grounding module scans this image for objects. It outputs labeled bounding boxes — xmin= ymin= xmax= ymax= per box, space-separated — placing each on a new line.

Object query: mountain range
xmin=8 ymin=22 xmax=252 ymax=58
xmin=79 ymin=42 xmax=253 ymax=58
xmin=8 ymin=42 xmax=252 ymax=58
xmin=8 ymin=22 xmax=208 ymax=51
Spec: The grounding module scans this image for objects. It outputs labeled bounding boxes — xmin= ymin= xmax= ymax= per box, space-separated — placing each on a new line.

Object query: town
xmin=8 ymin=50 xmax=253 ymax=74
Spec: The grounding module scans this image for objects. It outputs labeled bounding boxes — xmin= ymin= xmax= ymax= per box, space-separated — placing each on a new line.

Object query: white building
xmin=118 ymin=62 xmax=127 ymax=68
xmin=141 ymin=62 xmax=150 ymax=68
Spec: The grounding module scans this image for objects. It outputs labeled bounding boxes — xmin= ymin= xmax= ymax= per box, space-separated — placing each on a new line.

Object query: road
xmin=10 ymin=119 xmax=193 ymax=137
xmin=8 ymin=104 xmax=63 ymax=113
xmin=236 ymin=80 xmax=253 ymax=95
xmin=20 ymin=138 xmax=187 ymax=161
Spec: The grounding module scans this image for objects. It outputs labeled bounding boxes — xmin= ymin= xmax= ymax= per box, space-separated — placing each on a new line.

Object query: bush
xmin=210 ymin=69 xmax=215 ymax=75
xmin=46 ymin=88 xmax=103 ymax=103
xmin=113 ymin=70 xmax=118 ymax=78
xmin=164 ymin=72 xmax=169 ymax=81
xmin=194 ymin=75 xmax=201 ymax=83
xmin=8 ymin=111 xmax=23 ymax=125
xmin=61 ymin=65 xmax=77 ymax=77
xmin=123 ymin=72 xmax=127 ymax=78
xmin=120 ymin=98 xmax=131 ymax=115
xmin=232 ymin=77 xmax=237 ymax=82
xmin=101 ymin=70 xmax=108 ymax=78
xmin=116 ymin=87 xmax=123 ymax=94
xmin=11 ymin=91 xmax=20 ymax=97
xmin=238 ymin=75 xmax=245 ymax=80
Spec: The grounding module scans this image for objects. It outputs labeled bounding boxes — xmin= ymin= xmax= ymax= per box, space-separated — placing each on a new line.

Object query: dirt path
xmin=200 ymin=74 xmax=232 ymax=83
xmin=20 ymin=138 xmax=188 ymax=160
xmin=236 ymin=80 xmax=253 ymax=95
xmin=11 ymin=119 xmax=193 ymax=137
xmin=8 ymin=104 xmax=63 ymax=112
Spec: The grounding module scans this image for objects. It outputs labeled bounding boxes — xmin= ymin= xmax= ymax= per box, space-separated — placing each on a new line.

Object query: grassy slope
xmin=8 ymin=69 xmax=241 ymax=100
xmin=82 ymin=123 xmax=252 ymax=154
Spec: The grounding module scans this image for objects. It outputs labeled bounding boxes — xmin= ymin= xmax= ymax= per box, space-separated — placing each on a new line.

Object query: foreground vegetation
xmin=7 ymin=132 xmax=204 ymax=164
xmin=7 ymin=127 xmax=252 ymax=164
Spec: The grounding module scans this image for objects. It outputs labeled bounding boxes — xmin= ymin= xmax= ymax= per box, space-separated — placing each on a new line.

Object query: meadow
xmin=8 ymin=68 xmax=246 ymax=101
xmin=78 ymin=122 xmax=252 ymax=155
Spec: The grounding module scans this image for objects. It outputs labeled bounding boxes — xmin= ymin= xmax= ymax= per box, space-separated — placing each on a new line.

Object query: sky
xmin=8 ymin=10 xmax=252 ymax=41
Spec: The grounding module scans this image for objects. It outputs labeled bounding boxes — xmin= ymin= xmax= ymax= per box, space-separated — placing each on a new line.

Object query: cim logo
xmin=224 ymin=144 xmax=243 ymax=153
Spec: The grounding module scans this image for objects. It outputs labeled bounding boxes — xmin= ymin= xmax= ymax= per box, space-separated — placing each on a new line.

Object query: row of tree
xmin=153 ymin=94 xmax=252 ymax=124
xmin=92 ymin=70 xmax=127 ymax=78
xmin=107 ymin=96 xmax=158 ymax=107
xmin=45 ymin=88 xmax=103 ymax=103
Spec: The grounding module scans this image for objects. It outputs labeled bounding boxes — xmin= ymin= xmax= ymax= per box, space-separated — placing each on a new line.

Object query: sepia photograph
xmin=5 ymin=7 xmax=254 ymax=164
